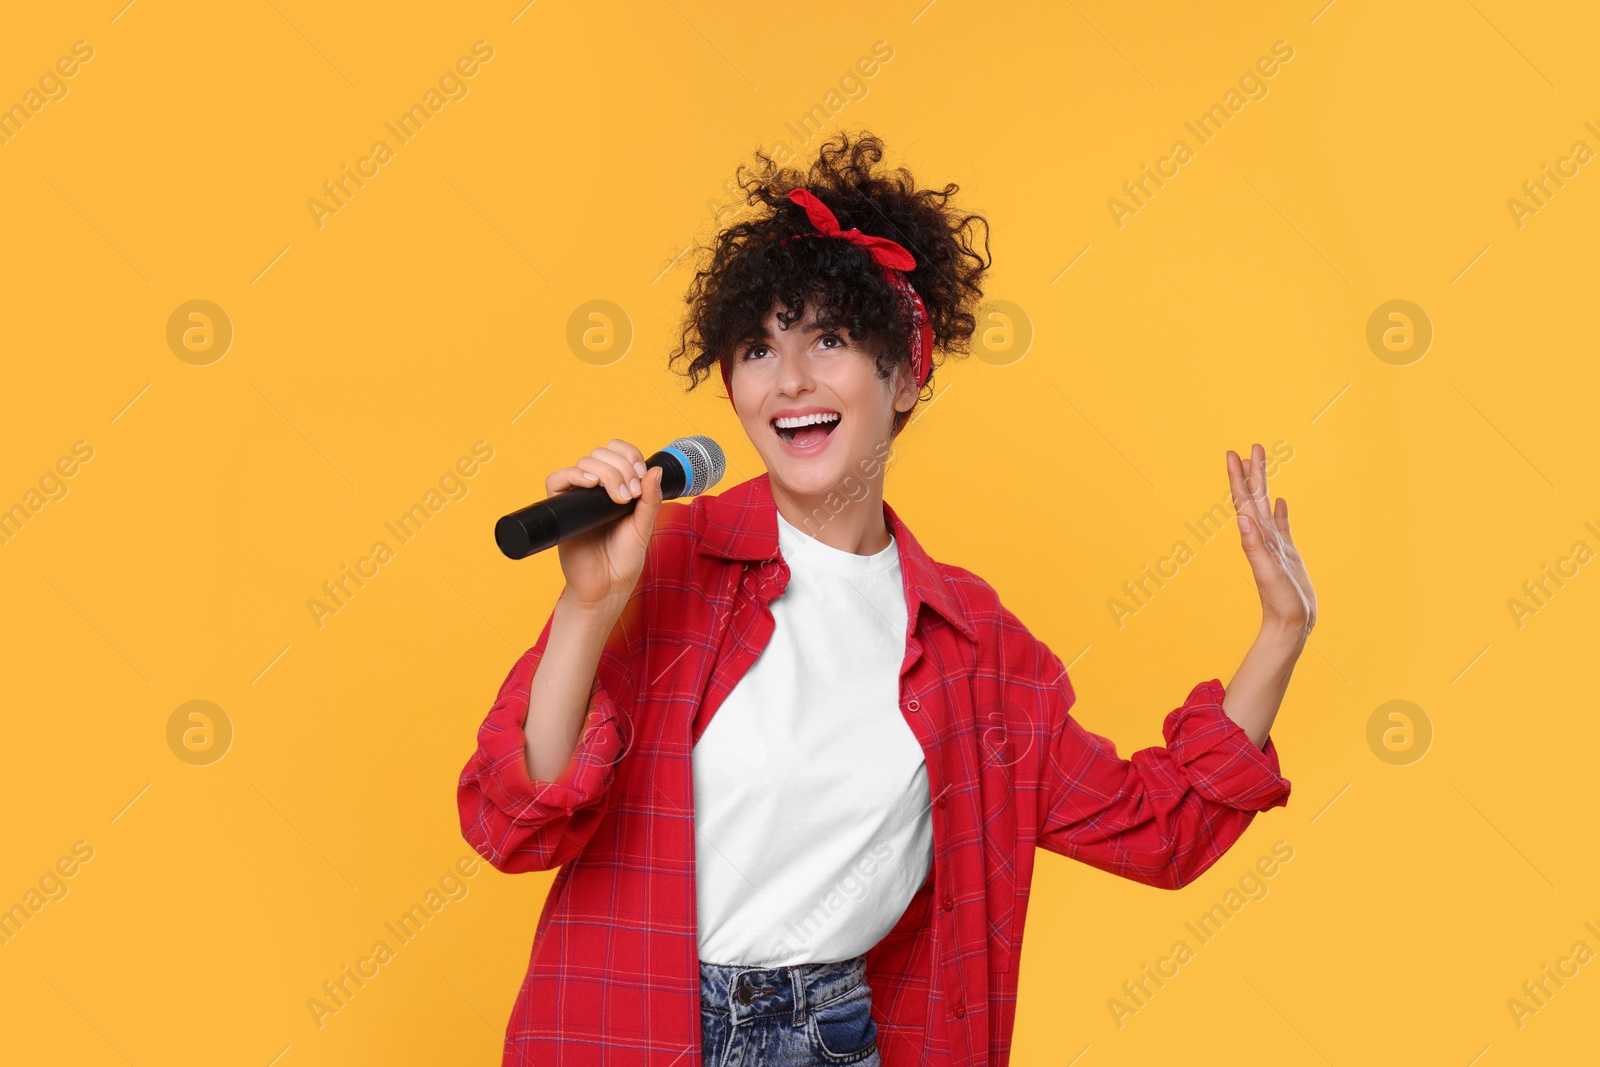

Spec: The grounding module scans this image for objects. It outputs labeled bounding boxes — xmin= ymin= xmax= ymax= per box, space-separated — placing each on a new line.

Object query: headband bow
xmin=720 ymin=187 xmax=933 ymax=411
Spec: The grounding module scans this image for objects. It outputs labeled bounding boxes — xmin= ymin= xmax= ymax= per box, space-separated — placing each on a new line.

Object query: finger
xmin=592 ymin=445 xmax=638 ymax=482
xmin=1226 ymin=452 xmax=1258 ymax=547
xmin=1248 ymin=443 xmax=1272 ymax=519
xmin=1230 ymin=447 xmax=1261 ymax=521
xmin=1226 ymin=450 xmax=1250 ymax=516
xmin=1246 ymin=445 xmax=1278 ymax=546
xmin=590 ymin=447 xmax=642 ymax=498
xmin=609 ymin=439 xmax=649 ymax=480
xmin=1228 ymin=450 xmax=1267 ymax=547
xmin=577 ymin=455 xmax=635 ymax=503
xmin=577 ymin=456 xmax=630 ymax=503
xmin=1274 ymin=495 xmax=1291 ymax=542
xmin=597 ymin=445 xmax=645 ymax=494
xmin=631 ymin=466 xmax=665 ymax=539
xmin=1237 ymin=509 xmax=1256 ymax=544
xmin=546 ymin=465 xmax=599 ymax=495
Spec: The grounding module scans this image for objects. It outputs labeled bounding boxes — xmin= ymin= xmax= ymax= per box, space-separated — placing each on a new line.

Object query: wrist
xmin=1257 ymin=617 xmax=1309 ymax=655
xmin=557 ymin=588 xmax=625 ymax=630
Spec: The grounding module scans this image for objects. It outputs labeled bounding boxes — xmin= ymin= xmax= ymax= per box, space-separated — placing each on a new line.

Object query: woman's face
xmin=731 ymin=299 xmax=919 ymax=500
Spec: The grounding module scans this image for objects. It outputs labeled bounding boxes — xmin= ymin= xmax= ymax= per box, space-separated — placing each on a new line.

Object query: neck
xmin=770 ymin=475 xmax=892 ymax=556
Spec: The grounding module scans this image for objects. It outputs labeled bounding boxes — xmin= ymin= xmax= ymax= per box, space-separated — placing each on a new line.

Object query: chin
xmin=766 ymin=453 xmax=849 ymax=496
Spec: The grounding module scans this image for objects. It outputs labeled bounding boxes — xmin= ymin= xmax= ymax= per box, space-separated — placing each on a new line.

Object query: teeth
xmin=772 ymin=412 xmax=841 ymax=429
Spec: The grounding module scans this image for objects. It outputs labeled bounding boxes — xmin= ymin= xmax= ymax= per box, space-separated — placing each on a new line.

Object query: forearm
xmin=1222 ymin=622 xmax=1305 ymax=749
xmin=523 ymin=590 xmax=624 ymax=783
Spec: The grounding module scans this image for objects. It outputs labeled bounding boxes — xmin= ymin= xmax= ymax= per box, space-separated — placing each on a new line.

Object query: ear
xmin=891 ymin=361 xmax=920 ymax=414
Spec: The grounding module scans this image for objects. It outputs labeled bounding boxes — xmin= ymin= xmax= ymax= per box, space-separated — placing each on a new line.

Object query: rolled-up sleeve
xmin=1032 ymin=639 xmax=1291 ymax=889
xmin=457 ymin=599 xmax=636 ymax=874
xmin=1161 ymin=679 xmax=1291 ymax=812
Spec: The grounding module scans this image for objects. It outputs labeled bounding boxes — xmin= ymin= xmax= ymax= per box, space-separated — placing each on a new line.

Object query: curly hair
xmin=667 ymin=129 xmax=992 ymax=437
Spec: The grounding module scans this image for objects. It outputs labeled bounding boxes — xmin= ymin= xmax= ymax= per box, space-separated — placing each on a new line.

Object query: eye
xmin=741 ymin=343 xmax=770 ymax=361
xmin=819 ymin=333 xmax=845 ymax=349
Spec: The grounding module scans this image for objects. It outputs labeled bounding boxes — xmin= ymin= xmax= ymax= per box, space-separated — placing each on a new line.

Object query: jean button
xmin=737 ymin=980 xmax=754 ymax=1004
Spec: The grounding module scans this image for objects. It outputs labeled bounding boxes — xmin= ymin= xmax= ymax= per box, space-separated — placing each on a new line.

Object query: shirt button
xmin=936 ymin=795 xmax=947 ymax=809
xmin=907 ymin=699 xmax=921 ymax=713
xmin=942 ymin=896 xmax=953 ymax=911
xmin=953 ymin=1002 xmax=966 ymax=1018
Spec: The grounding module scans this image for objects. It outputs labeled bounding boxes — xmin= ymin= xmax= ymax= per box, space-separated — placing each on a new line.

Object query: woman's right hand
xmin=547 ymin=439 xmax=665 ymax=616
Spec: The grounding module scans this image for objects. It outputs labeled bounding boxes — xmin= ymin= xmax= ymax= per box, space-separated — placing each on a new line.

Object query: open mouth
xmin=771 ymin=411 xmax=842 ymax=449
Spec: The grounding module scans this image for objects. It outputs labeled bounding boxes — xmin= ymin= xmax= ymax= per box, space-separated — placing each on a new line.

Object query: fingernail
xmin=634 ymin=461 xmax=647 ymax=477
xmin=630 ymin=478 xmax=641 ymax=494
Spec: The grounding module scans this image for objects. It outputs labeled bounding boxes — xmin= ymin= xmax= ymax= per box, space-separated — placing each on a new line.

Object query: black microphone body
xmin=495 ymin=436 xmax=724 ymax=560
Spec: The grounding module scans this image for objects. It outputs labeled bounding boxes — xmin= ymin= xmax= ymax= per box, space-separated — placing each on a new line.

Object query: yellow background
xmin=2 ymin=1 xmax=1595 ymax=1064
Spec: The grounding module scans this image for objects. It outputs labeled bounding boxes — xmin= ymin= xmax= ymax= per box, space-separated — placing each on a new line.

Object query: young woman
xmin=459 ymin=131 xmax=1315 ymax=1067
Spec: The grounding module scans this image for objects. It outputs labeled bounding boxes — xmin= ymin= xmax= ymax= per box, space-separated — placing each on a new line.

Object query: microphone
xmin=494 ymin=435 xmax=726 ymax=560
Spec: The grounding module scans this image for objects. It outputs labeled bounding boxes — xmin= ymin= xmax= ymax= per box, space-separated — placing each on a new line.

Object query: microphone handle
xmin=494 ymin=449 xmax=689 ymax=560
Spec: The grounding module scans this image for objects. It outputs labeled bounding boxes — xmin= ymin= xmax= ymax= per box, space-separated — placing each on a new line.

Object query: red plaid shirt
xmin=458 ymin=472 xmax=1291 ymax=1066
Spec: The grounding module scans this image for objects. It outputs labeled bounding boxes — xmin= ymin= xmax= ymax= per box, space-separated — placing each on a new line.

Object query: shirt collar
xmin=692 ymin=471 xmax=978 ymax=642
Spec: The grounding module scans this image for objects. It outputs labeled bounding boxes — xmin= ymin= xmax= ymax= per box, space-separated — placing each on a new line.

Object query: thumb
xmin=631 ymin=465 xmax=665 ymax=536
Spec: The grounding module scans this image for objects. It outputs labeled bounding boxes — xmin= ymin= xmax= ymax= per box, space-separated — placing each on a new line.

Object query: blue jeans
xmin=699 ymin=954 xmax=882 ymax=1066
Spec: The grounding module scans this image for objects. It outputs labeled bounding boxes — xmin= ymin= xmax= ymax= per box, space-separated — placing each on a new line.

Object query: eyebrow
xmin=749 ymin=315 xmax=829 ymax=340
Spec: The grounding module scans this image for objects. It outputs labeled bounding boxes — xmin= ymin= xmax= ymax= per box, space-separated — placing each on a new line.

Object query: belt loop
xmin=790 ymin=964 xmax=805 ymax=1027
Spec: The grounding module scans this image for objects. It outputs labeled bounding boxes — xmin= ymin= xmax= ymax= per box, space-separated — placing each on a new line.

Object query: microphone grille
xmin=669 ymin=435 xmax=726 ymax=496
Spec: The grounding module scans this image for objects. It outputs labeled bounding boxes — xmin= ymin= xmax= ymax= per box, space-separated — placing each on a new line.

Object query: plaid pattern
xmin=458 ymin=472 xmax=1291 ymax=1066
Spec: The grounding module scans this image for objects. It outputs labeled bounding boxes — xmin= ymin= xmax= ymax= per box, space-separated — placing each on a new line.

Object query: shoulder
xmin=931 ymin=559 xmax=1004 ymax=617
xmin=927 ymin=558 xmax=1067 ymax=674
xmin=926 ymin=559 xmax=1025 ymax=635
xmin=924 ymin=560 xmax=1078 ymax=737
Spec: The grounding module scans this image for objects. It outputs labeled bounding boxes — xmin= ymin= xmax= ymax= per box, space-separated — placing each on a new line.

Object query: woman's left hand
xmin=1227 ymin=443 xmax=1317 ymax=643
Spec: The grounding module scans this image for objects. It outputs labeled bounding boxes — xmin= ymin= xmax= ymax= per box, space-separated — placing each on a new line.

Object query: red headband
xmin=720 ymin=187 xmax=933 ymax=411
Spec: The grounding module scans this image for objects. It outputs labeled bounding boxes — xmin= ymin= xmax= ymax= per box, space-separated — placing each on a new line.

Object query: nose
xmin=775 ymin=345 xmax=816 ymax=397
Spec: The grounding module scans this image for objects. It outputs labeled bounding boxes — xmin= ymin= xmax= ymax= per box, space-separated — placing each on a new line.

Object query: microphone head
xmin=664 ymin=435 xmax=725 ymax=496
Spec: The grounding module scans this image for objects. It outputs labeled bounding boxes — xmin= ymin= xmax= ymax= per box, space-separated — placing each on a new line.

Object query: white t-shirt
xmin=692 ymin=507 xmax=935 ymax=966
